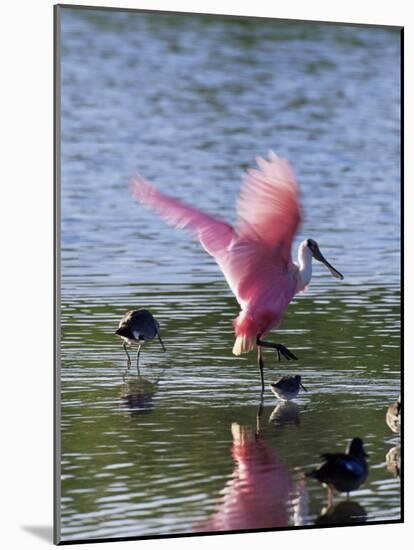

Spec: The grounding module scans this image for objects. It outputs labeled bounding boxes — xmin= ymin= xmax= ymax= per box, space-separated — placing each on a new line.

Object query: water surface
xmin=59 ymin=7 xmax=401 ymax=542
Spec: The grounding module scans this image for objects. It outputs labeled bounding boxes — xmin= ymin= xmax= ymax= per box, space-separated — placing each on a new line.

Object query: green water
xmin=58 ymin=7 xmax=401 ymax=542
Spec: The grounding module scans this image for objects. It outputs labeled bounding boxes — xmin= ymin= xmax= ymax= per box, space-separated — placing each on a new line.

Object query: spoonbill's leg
xmin=257 ymin=345 xmax=265 ymax=393
xmin=123 ymin=342 xmax=132 ymax=369
xmin=327 ymin=486 xmax=334 ymax=508
xmin=255 ymin=394 xmax=264 ymax=437
xmin=136 ymin=345 xmax=142 ymax=375
xmin=256 ymin=337 xmax=297 ymax=361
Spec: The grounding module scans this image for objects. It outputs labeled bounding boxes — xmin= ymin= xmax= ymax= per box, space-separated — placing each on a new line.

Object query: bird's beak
xmin=311 ymin=243 xmax=344 ymax=280
xmin=300 ymin=382 xmax=308 ymax=392
xmin=157 ymin=333 xmax=166 ymax=352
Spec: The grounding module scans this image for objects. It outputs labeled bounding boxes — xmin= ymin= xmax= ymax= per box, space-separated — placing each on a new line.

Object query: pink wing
xmin=211 ymin=152 xmax=301 ymax=312
xmin=129 ymin=174 xmax=234 ymax=257
xmin=236 ymin=151 xmax=302 ymax=265
xmin=217 ymin=240 xmax=298 ymax=331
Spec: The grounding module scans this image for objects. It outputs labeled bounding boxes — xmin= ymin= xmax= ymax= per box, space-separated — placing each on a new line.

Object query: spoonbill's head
xmin=307 ymin=239 xmax=344 ymax=280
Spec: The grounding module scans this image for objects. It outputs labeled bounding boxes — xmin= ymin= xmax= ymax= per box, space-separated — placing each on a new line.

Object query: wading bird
xmin=115 ymin=309 xmax=166 ymax=374
xmin=130 ymin=152 xmax=343 ymax=391
xmin=269 ymin=374 xmax=308 ymax=401
xmin=306 ymin=437 xmax=369 ymax=504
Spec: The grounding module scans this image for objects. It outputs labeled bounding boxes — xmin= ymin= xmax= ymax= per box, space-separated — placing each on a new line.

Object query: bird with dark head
xmin=306 ymin=437 xmax=368 ymax=501
xmin=269 ymin=375 xmax=307 ymax=401
xmin=115 ymin=309 xmax=166 ymax=374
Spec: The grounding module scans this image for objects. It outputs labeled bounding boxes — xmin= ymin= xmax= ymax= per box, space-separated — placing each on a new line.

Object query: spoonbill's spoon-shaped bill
xmin=307 ymin=238 xmax=343 ymax=280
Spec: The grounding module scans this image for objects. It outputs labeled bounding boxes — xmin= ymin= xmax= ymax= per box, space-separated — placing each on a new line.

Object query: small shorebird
xmin=115 ymin=309 xmax=166 ymax=374
xmin=306 ymin=438 xmax=368 ymax=504
xmin=386 ymin=396 xmax=401 ymax=434
xmin=269 ymin=375 xmax=307 ymax=401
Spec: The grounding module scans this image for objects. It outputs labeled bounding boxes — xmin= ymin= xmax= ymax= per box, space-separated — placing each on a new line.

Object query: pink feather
xmin=195 ymin=423 xmax=290 ymax=531
xmin=130 ymin=152 xmax=302 ymax=354
xmin=129 ymin=174 xmax=234 ymax=257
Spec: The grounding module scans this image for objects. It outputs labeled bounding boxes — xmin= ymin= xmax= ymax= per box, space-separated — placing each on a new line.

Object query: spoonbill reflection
xmin=195 ymin=422 xmax=290 ymax=532
xmin=130 ymin=152 xmax=343 ymax=391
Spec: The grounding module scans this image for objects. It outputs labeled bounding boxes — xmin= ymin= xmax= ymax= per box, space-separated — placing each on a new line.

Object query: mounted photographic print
xmin=54 ymin=4 xmax=402 ymax=544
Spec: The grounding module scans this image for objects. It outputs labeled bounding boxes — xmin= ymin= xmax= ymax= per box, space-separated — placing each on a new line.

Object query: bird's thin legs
xmin=123 ymin=342 xmax=132 ymax=369
xmin=157 ymin=331 xmax=166 ymax=352
xmin=136 ymin=345 xmax=142 ymax=375
xmin=257 ymin=345 xmax=265 ymax=393
xmin=327 ymin=486 xmax=334 ymax=508
xmin=256 ymin=337 xmax=298 ymax=361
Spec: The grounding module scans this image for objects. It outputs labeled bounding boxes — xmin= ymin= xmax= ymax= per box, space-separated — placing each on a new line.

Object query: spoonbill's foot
xmin=256 ymin=338 xmax=298 ymax=361
xmin=274 ymin=343 xmax=298 ymax=361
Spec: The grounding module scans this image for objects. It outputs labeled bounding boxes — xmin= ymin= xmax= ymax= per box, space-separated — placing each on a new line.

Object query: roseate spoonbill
xmin=306 ymin=438 xmax=368 ymax=503
xmin=269 ymin=374 xmax=308 ymax=401
xmin=386 ymin=396 xmax=401 ymax=433
xmin=115 ymin=309 xmax=166 ymax=374
xmin=130 ymin=152 xmax=343 ymax=391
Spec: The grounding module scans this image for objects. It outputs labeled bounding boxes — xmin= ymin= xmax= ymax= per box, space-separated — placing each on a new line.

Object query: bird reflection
xmin=315 ymin=500 xmax=367 ymax=526
xmin=119 ymin=369 xmax=165 ymax=416
xmin=385 ymin=396 xmax=401 ymax=479
xmin=269 ymin=401 xmax=301 ymax=427
xmin=196 ymin=421 xmax=290 ymax=532
xmin=386 ymin=396 xmax=401 ymax=434
xmin=386 ymin=445 xmax=400 ymax=478
xmin=290 ymin=473 xmax=310 ymax=526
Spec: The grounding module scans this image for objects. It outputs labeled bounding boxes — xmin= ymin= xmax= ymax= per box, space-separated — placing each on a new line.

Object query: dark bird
xmin=269 ymin=375 xmax=307 ymax=401
xmin=386 ymin=396 xmax=401 ymax=434
xmin=115 ymin=309 xmax=166 ymax=374
xmin=306 ymin=438 xmax=368 ymax=503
